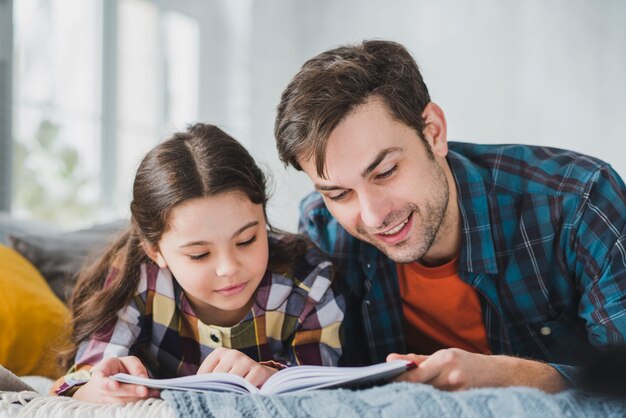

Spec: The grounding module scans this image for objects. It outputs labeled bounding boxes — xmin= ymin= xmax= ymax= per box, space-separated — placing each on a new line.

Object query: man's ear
xmin=143 ymin=242 xmax=168 ymax=268
xmin=421 ymin=102 xmax=448 ymax=158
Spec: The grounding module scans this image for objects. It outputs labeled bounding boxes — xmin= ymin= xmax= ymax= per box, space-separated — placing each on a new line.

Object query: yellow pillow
xmin=0 ymin=244 xmax=71 ymax=378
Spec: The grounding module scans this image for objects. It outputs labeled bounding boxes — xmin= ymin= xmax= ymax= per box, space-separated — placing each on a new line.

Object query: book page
xmin=112 ymin=359 xmax=412 ymax=395
xmin=260 ymin=359 xmax=412 ymax=394
xmin=112 ymin=372 xmax=259 ymax=394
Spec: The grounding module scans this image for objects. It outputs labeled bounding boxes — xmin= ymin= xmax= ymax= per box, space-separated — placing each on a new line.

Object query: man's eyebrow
xmin=314 ymin=147 xmax=402 ymax=192
xmin=179 ymin=221 xmax=259 ymax=247
xmin=315 ymin=184 xmax=343 ymax=192
xmin=361 ymin=147 xmax=401 ymax=178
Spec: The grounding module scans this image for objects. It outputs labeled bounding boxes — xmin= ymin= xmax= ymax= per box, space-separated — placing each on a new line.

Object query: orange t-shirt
xmin=396 ymin=257 xmax=491 ymax=355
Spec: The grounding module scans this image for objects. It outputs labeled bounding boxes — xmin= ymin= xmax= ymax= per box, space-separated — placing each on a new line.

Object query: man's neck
xmin=420 ymin=163 xmax=461 ymax=267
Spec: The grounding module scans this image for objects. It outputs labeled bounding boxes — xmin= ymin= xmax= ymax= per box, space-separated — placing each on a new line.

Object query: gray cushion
xmin=8 ymin=220 xmax=128 ymax=303
xmin=0 ymin=364 xmax=35 ymax=392
xmin=0 ymin=212 xmax=61 ymax=245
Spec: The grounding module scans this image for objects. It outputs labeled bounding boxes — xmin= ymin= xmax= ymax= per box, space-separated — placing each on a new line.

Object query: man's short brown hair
xmin=275 ymin=40 xmax=431 ymax=177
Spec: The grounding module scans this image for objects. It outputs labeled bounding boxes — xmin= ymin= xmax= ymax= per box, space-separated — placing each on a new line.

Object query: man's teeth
xmin=381 ymin=218 xmax=409 ymax=235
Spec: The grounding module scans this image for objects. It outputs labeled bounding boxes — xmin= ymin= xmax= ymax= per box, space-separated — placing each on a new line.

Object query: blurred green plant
xmin=13 ymin=119 xmax=97 ymax=226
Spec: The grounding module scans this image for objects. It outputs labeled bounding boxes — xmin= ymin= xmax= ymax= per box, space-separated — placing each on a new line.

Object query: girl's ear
xmin=143 ymin=242 xmax=168 ymax=268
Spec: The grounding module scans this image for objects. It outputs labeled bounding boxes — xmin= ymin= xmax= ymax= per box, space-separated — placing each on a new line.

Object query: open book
xmin=112 ymin=360 xmax=414 ymax=395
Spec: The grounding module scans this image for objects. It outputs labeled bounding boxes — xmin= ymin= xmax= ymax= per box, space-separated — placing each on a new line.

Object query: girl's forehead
xmin=164 ymin=192 xmax=265 ymax=244
xmin=173 ymin=191 xmax=254 ymax=215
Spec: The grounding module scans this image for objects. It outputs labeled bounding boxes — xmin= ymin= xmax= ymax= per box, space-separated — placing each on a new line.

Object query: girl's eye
xmin=328 ymin=190 xmax=349 ymax=202
xmin=376 ymin=165 xmax=398 ymax=180
xmin=237 ymin=235 xmax=257 ymax=247
xmin=189 ymin=253 xmax=209 ymax=261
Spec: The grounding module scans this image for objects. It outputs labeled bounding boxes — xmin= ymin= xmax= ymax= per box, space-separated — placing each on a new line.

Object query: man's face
xmin=299 ymin=98 xmax=451 ymax=264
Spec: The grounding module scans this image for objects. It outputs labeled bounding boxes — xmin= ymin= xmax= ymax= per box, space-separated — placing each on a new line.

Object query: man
xmin=274 ymin=40 xmax=626 ymax=392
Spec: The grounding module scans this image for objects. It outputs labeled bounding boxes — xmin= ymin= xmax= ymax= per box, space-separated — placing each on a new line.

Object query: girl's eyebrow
xmin=179 ymin=221 xmax=259 ymax=248
xmin=180 ymin=240 xmax=208 ymax=248
xmin=232 ymin=221 xmax=259 ymax=238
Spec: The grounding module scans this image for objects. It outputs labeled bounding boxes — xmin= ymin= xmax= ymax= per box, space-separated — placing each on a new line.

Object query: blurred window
xmin=12 ymin=0 xmax=199 ymax=227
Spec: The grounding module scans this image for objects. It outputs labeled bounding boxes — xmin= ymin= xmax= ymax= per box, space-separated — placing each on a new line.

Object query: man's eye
xmin=376 ymin=165 xmax=398 ymax=180
xmin=328 ymin=190 xmax=349 ymax=202
xmin=189 ymin=253 xmax=209 ymax=260
xmin=237 ymin=236 xmax=257 ymax=247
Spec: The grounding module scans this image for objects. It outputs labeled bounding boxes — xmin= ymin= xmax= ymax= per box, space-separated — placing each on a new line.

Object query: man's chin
xmin=383 ymin=249 xmax=422 ymax=264
xmin=365 ymin=235 xmax=424 ymax=264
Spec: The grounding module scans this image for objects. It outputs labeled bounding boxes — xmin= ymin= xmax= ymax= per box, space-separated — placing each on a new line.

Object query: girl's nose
xmin=215 ymin=252 xmax=240 ymax=277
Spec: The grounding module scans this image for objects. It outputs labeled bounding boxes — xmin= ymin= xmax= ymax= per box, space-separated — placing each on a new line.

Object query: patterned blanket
xmin=161 ymin=382 xmax=626 ymax=418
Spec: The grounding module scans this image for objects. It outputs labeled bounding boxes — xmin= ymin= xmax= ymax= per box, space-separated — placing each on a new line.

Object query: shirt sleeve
xmin=286 ymin=258 xmax=345 ymax=367
xmin=298 ymin=192 xmax=336 ymax=254
xmin=52 ymin=266 xmax=149 ymax=396
xmin=548 ymin=363 xmax=582 ymax=387
xmin=574 ymin=166 xmax=626 ymax=347
xmin=562 ymin=165 xmax=626 ymax=385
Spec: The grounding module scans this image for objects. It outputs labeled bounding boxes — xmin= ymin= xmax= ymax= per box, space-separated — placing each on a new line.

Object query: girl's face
xmin=149 ymin=191 xmax=269 ymax=326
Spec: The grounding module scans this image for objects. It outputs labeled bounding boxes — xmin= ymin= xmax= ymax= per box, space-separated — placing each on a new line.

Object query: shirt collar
xmin=447 ymin=149 xmax=499 ymax=275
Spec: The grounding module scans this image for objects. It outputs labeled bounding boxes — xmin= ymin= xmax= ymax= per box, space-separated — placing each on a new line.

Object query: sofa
xmin=0 ymin=213 xmax=126 ymax=380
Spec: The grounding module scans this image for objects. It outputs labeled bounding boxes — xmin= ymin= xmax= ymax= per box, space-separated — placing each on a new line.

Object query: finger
xmin=212 ymin=359 xmax=234 ymax=374
xmin=104 ymin=380 xmax=150 ymax=398
xmin=197 ymin=353 xmax=222 ymax=374
xmin=426 ymin=368 xmax=465 ymax=391
xmin=106 ymin=378 xmax=119 ymax=391
xmin=420 ymin=350 xmax=470 ymax=390
xmin=101 ymin=392 xmax=153 ymax=404
xmin=244 ymin=366 xmax=269 ymax=388
xmin=214 ymin=349 xmax=248 ymax=374
xmin=91 ymin=369 xmax=107 ymax=381
xmin=392 ymin=356 xmax=444 ymax=384
xmin=118 ymin=356 xmax=149 ymax=377
xmin=131 ymin=384 xmax=149 ymax=397
xmin=387 ymin=352 xmax=428 ymax=365
xmin=147 ymin=389 xmax=161 ymax=398
xmin=92 ymin=357 xmax=123 ymax=376
xmin=92 ymin=372 xmax=148 ymax=397
xmin=228 ymin=361 xmax=253 ymax=378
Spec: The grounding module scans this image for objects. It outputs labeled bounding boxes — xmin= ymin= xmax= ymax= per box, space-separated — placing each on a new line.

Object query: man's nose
xmin=359 ymin=192 xmax=390 ymax=229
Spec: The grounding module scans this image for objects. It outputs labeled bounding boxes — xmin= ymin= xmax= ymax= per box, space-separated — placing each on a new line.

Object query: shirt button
xmin=540 ymin=326 xmax=552 ymax=336
xmin=366 ymin=263 xmax=371 ymax=269
xmin=364 ymin=300 xmax=371 ymax=305
xmin=210 ymin=333 xmax=220 ymax=343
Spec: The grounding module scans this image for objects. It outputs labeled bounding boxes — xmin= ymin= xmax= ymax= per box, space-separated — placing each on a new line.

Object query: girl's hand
xmin=73 ymin=356 xmax=160 ymax=404
xmin=197 ymin=347 xmax=278 ymax=387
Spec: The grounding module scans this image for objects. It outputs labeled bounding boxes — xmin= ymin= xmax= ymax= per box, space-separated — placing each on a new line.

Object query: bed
xmin=1 ymin=214 xmax=625 ymax=417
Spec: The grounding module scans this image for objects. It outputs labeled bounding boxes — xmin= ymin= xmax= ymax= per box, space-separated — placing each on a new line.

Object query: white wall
xmin=195 ymin=0 xmax=626 ymax=232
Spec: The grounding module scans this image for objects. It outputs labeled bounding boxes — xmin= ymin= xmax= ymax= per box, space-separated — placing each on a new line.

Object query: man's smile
xmin=373 ymin=212 xmax=414 ymax=245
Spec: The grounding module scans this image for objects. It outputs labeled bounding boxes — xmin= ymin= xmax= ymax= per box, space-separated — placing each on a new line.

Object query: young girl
xmin=52 ymin=124 xmax=344 ymax=403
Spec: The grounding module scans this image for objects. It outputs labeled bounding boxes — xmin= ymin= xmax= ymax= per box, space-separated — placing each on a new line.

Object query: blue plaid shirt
xmin=299 ymin=142 xmax=626 ymax=385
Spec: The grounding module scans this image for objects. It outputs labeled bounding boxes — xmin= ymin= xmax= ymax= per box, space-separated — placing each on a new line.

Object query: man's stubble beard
xmin=356 ymin=163 xmax=450 ymax=264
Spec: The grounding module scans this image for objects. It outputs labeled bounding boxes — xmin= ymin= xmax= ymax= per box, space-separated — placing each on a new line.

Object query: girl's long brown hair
xmin=62 ymin=124 xmax=307 ymax=370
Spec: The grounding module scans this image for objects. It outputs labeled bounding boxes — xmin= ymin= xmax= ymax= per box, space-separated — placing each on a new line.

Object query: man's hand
xmin=73 ymin=356 xmax=160 ymax=404
xmin=387 ymin=348 xmax=568 ymax=393
xmin=197 ymin=347 xmax=278 ymax=388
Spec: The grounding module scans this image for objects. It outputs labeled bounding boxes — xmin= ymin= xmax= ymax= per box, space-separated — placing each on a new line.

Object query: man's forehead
xmin=297 ymin=153 xmax=330 ymax=181
xmin=302 ymin=146 xmax=403 ymax=188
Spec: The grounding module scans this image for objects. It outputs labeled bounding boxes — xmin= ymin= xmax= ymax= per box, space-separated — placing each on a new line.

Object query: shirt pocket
xmin=511 ymin=308 xmax=597 ymax=366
